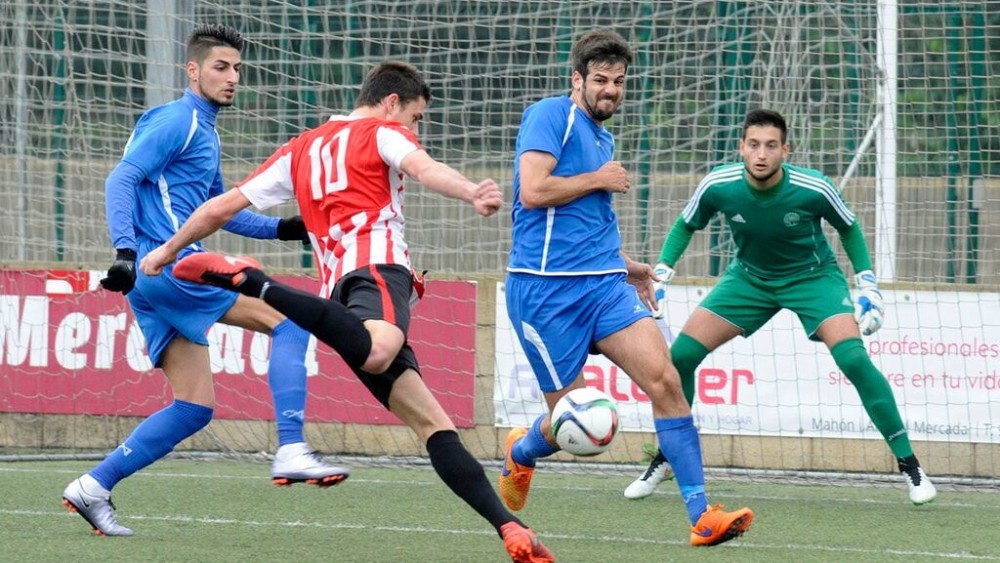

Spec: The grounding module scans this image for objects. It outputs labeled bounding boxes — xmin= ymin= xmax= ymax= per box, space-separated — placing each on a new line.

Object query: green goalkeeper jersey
xmin=680 ymin=162 xmax=856 ymax=279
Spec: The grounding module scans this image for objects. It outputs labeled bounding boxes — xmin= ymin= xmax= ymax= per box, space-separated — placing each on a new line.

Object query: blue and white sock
xmin=655 ymin=415 xmax=708 ymax=525
xmin=511 ymin=414 xmax=558 ymax=467
xmin=89 ymin=399 xmax=213 ymax=491
xmin=268 ymin=320 xmax=309 ymax=447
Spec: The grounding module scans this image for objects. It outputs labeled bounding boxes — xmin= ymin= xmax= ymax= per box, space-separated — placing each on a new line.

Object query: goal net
xmin=1 ymin=1 xmax=997 ymax=487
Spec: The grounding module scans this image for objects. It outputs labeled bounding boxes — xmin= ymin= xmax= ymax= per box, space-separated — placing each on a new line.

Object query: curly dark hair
xmin=571 ymin=29 xmax=633 ymax=79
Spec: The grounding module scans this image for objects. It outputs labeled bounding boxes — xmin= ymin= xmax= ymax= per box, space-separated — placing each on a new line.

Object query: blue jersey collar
xmin=182 ymin=88 xmax=220 ymax=125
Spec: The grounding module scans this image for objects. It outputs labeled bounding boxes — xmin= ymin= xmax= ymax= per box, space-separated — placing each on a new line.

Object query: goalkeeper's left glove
xmin=651 ymin=263 xmax=675 ymax=319
xmin=853 ymin=269 xmax=884 ymax=335
xmin=276 ymin=215 xmax=310 ymax=245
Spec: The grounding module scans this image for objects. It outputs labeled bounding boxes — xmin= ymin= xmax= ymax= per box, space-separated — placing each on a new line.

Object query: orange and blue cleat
xmin=690 ymin=504 xmax=753 ymax=547
xmin=498 ymin=427 xmax=534 ymax=511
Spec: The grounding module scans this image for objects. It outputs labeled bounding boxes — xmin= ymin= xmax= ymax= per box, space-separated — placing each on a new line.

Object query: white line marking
xmin=1 ymin=466 xmax=993 ymax=510
xmin=4 ymin=508 xmax=998 ymax=560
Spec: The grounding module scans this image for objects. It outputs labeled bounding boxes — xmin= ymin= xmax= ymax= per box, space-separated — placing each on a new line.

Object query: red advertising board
xmin=0 ymin=270 xmax=476 ymax=427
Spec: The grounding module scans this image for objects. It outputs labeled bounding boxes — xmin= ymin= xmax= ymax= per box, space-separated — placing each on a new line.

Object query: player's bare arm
xmin=140 ymin=188 xmax=252 ymax=275
xmin=519 ymin=152 xmax=630 ymax=209
xmin=622 ymin=252 xmax=657 ymax=310
xmin=399 ymin=149 xmax=503 ymax=216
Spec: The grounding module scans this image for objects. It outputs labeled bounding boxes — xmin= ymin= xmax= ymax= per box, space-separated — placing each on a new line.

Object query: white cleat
xmin=271 ymin=442 xmax=350 ymax=488
xmin=61 ymin=475 xmax=134 ymax=536
xmin=624 ymin=454 xmax=674 ymax=499
xmin=903 ymin=466 xmax=937 ymax=505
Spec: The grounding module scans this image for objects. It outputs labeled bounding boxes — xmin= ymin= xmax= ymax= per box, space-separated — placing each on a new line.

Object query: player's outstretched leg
xmin=271 ymin=443 xmax=350 ymax=488
xmin=500 ymin=521 xmax=556 ymax=563
xmin=61 ymin=475 xmax=134 ymax=536
xmin=898 ymin=455 xmax=937 ymax=505
xmin=499 ymin=427 xmax=535 ymax=511
xmin=690 ymin=505 xmax=754 ymax=547
xmin=624 ymin=450 xmax=674 ymax=499
xmin=175 ymin=252 xmax=375 ymax=374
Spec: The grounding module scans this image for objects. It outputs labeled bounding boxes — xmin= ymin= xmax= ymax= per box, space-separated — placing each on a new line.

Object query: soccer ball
xmin=550 ymin=387 xmax=619 ymax=456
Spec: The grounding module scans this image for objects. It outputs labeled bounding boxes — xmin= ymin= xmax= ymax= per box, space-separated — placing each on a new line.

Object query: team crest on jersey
xmin=783 ymin=212 xmax=801 ymax=227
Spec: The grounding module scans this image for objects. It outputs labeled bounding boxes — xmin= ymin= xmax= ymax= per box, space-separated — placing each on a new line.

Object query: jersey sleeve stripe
xmin=788 ymin=170 xmax=855 ymax=224
xmin=180 ymin=110 xmax=199 ymax=153
xmin=681 ymin=166 xmax=742 ymax=223
xmin=561 ymin=107 xmax=576 ymax=148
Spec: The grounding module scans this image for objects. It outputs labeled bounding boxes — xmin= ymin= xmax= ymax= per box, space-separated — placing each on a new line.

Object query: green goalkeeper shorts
xmin=698 ymin=261 xmax=854 ymax=341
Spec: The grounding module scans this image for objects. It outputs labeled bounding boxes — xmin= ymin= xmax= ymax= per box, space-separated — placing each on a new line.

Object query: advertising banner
xmin=0 ymin=270 xmax=477 ymax=427
xmin=494 ymin=282 xmax=1000 ymax=443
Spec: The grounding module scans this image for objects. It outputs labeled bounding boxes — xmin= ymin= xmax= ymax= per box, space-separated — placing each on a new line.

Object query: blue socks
xmin=512 ymin=414 xmax=558 ymax=467
xmin=655 ymin=415 xmax=708 ymax=525
xmin=89 ymin=399 xmax=213 ymax=491
xmin=268 ymin=320 xmax=310 ymax=446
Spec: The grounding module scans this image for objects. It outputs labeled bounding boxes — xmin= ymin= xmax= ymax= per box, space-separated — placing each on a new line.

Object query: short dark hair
xmin=355 ymin=61 xmax=432 ymax=108
xmin=186 ymin=24 xmax=244 ymax=63
xmin=743 ymin=109 xmax=788 ymax=143
xmin=571 ymin=29 xmax=633 ymax=79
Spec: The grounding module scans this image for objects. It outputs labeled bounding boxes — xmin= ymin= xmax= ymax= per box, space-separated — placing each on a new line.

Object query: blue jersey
xmin=107 ymin=89 xmax=276 ymax=257
xmin=507 ymin=96 xmax=627 ymax=276
xmin=103 ymin=89 xmax=278 ymax=366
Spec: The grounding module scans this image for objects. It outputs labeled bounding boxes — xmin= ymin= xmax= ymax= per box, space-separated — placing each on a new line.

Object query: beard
xmin=584 ymin=94 xmax=619 ymax=122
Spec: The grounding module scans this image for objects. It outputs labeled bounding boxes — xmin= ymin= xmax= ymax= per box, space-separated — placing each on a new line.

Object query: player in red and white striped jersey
xmin=142 ymin=61 xmax=554 ymax=563
xmin=236 ymin=110 xmax=422 ymax=298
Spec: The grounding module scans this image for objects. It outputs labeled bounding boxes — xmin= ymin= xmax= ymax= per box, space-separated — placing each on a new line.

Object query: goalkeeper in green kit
xmin=624 ymin=109 xmax=936 ymax=505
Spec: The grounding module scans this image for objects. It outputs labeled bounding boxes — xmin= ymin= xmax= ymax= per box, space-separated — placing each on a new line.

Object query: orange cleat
xmin=173 ymin=252 xmax=261 ymax=289
xmin=500 ymin=521 xmax=555 ymax=563
xmin=690 ymin=504 xmax=753 ymax=547
xmin=498 ymin=427 xmax=534 ymax=511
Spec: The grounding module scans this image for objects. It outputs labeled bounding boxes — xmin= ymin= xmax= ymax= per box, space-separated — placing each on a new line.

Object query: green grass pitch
xmin=2 ymin=459 xmax=998 ymax=562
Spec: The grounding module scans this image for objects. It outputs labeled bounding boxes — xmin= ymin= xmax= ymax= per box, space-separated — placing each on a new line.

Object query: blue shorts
xmin=505 ymin=272 xmax=649 ymax=392
xmin=128 ymin=262 xmax=238 ymax=367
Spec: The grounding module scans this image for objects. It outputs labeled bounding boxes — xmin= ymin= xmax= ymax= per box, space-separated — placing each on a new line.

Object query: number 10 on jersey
xmin=308 ymin=128 xmax=350 ymax=199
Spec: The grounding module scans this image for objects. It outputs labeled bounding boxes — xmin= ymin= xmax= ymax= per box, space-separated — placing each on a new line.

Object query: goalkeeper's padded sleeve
xmin=837 ymin=221 xmax=874 ymax=274
xmin=657 ymin=216 xmax=696 ymax=267
xmin=105 ymin=160 xmax=145 ymax=251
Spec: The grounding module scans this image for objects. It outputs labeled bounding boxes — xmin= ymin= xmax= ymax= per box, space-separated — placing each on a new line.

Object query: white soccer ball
xmin=550 ymin=387 xmax=620 ymax=456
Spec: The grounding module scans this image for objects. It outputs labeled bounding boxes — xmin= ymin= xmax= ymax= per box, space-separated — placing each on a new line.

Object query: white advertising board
xmin=493 ymin=282 xmax=1000 ymax=443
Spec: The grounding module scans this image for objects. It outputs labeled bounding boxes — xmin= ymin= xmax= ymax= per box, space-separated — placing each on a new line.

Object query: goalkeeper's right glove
xmin=100 ymin=248 xmax=137 ymax=295
xmin=651 ymin=263 xmax=675 ymax=319
xmin=853 ymin=269 xmax=885 ymax=335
